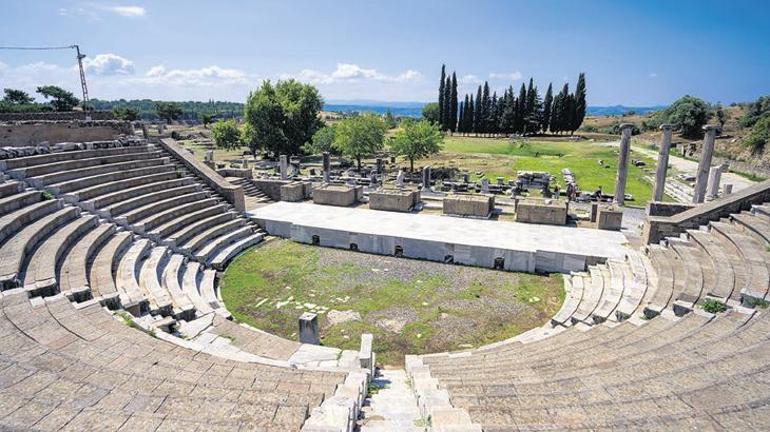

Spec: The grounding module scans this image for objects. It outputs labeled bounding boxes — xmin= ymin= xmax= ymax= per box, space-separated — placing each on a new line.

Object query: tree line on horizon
xmin=430 ymin=64 xmax=587 ymax=136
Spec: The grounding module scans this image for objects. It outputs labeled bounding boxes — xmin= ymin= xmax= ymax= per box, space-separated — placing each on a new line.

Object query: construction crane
xmin=0 ymin=44 xmax=91 ymax=118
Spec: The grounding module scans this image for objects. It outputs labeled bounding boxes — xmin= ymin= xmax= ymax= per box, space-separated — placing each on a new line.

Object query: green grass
xmin=426 ymin=136 xmax=659 ymax=207
xmin=220 ymin=239 xmax=564 ymax=366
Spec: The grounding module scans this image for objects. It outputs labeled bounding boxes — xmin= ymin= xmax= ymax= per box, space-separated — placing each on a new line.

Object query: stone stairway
xmin=359 ymin=369 xmax=427 ymax=432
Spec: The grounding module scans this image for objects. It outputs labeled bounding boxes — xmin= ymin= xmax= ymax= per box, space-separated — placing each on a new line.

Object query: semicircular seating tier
xmin=406 ymin=189 xmax=770 ymax=431
xmin=0 ymin=139 xmax=367 ymax=432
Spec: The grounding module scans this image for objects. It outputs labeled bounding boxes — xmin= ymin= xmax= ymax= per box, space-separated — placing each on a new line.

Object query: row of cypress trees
xmin=438 ymin=65 xmax=586 ymax=135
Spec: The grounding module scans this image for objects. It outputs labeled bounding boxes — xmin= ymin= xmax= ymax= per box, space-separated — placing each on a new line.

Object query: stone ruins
xmin=0 ymin=118 xmax=769 ymax=431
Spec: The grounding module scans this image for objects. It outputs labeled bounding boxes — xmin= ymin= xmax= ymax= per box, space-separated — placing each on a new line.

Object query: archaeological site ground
xmin=2 ymin=2 xmax=770 ymax=430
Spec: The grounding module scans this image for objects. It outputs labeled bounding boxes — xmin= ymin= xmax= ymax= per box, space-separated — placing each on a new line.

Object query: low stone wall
xmin=217 ymin=168 xmax=252 ymax=179
xmin=646 ymin=201 xmax=696 ymax=217
xmin=515 ymin=199 xmax=567 ymax=225
xmin=369 ymin=189 xmax=420 ymax=212
xmin=280 ymin=181 xmax=311 ymax=202
xmin=597 ymin=208 xmax=623 ymax=231
xmin=443 ymin=194 xmax=494 ymax=218
xmin=0 ymin=111 xmax=114 ymax=122
xmin=253 ymin=178 xmax=292 ymax=201
xmin=642 ymin=179 xmax=770 ymax=244
xmin=313 ymin=184 xmax=361 ymax=207
xmin=0 ymin=120 xmax=132 ymax=147
xmin=159 ymin=138 xmax=245 ymax=212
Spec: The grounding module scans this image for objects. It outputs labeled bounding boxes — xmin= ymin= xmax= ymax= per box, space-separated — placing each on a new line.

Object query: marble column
xmin=707 ymin=163 xmax=728 ymax=200
xmin=692 ymin=125 xmax=718 ymax=204
xmin=613 ymin=123 xmax=634 ymax=206
xmin=652 ymin=124 xmax=674 ymax=202
xmin=279 ymin=154 xmax=288 ymax=180
xmin=322 ymin=152 xmax=331 ymax=183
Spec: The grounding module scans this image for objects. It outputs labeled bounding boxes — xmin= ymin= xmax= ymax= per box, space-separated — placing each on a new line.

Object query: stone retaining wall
xmin=369 ymin=189 xmax=420 ymax=212
xmin=159 ymin=138 xmax=246 ymax=212
xmin=0 ymin=111 xmax=114 ymax=122
xmin=642 ymin=179 xmax=770 ymax=244
xmin=0 ymin=120 xmax=132 ymax=147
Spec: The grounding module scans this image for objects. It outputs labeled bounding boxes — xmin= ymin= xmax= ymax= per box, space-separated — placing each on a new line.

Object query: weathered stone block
xmin=442 ymin=194 xmax=494 ymax=218
xmin=597 ymin=207 xmax=623 ymax=231
xmin=299 ymin=312 xmax=319 ymax=345
xmin=313 ymin=184 xmax=360 ymax=207
xmin=280 ymin=181 xmax=308 ymax=202
xmin=515 ymin=199 xmax=568 ymax=225
xmin=368 ymin=189 xmax=420 ymax=212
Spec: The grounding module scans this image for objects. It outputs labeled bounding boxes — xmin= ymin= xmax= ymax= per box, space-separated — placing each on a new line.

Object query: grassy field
xmin=220 ymin=239 xmax=564 ymax=366
xmin=412 ymin=136 xmax=661 ymax=207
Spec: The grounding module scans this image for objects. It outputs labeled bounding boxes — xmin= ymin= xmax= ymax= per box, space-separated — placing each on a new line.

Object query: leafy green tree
xmin=467 ymin=94 xmax=475 ymax=134
xmin=154 ymin=101 xmax=183 ymax=124
xmin=389 ymin=119 xmax=444 ymax=172
xmin=333 ymin=113 xmax=387 ymax=171
xmin=473 ymin=86 xmax=482 ymax=133
xmin=3 ymin=88 xmax=34 ymax=105
xmin=516 ymin=84 xmax=527 ymax=134
xmin=574 ymin=73 xmax=587 ymax=131
xmin=36 ymin=85 xmax=79 ymax=111
xmin=243 ymin=81 xmax=288 ymax=157
xmin=655 ymin=95 xmax=711 ymax=138
xmin=305 ymin=125 xmax=337 ymax=154
xmin=422 ymin=102 xmax=440 ymax=124
xmin=744 ymin=113 xmax=770 ymax=152
xmin=740 ymin=95 xmax=770 ymax=128
xmin=458 ymin=100 xmax=465 ymax=134
xmin=112 ymin=107 xmax=139 ymax=121
xmin=211 ymin=119 xmax=242 ymax=150
xmin=273 ymin=79 xmax=324 ymax=154
xmin=199 ymin=113 xmax=214 ymax=128
xmin=442 ymin=76 xmax=451 ymax=130
xmin=384 ymin=109 xmax=397 ymax=129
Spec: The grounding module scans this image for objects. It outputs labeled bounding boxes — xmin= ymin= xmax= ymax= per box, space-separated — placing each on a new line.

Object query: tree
xmin=243 ymin=79 xmax=323 ymax=157
xmin=273 ymin=79 xmax=324 ymax=154
xmin=516 ymin=84 xmax=527 ymax=134
xmin=473 ymin=86 xmax=483 ymax=134
xmin=422 ymin=102 xmax=440 ymax=124
xmin=154 ymin=101 xmax=183 ymax=124
xmin=306 ymin=124 xmax=337 ymax=155
xmin=574 ymin=73 xmax=587 ymax=131
xmin=211 ymin=119 xmax=242 ymax=150
xmin=449 ymin=72 xmax=458 ymax=132
xmin=333 ymin=113 xmax=387 ymax=171
xmin=480 ymin=81 xmax=490 ymax=134
xmin=467 ymin=94 xmax=475 ymax=134
xmin=542 ymin=83 xmax=553 ymax=133
xmin=743 ymin=113 xmax=770 ymax=153
xmin=2 ymin=88 xmax=34 ymax=105
xmin=655 ymin=95 xmax=711 ymax=138
xmin=199 ymin=113 xmax=214 ymax=128
xmin=740 ymin=95 xmax=770 ymax=128
xmin=243 ymin=81 xmax=288 ymax=157
xmin=457 ymin=100 xmax=465 ymax=134
xmin=112 ymin=107 xmax=139 ymax=121
xmin=384 ymin=109 xmax=397 ymax=129
xmin=442 ymin=76 xmax=451 ymax=130
xmin=438 ymin=65 xmax=446 ymax=129
xmin=36 ymin=86 xmax=79 ymax=111
xmin=389 ymin=119 xmax=444 ymax=172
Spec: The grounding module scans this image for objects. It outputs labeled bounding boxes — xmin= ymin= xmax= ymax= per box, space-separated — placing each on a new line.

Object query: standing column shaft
xmin=693 ymin=125 xmax=718 ymax=204
xmin=652 ymin=124 xmax=674 ymax=201
xmin=613 ymin=124 xmax=634 ymax=206
xmin=279 ymin=155 xmax=288 ymax=180
xmin=322 ymin=152 xmax=331 ymax=183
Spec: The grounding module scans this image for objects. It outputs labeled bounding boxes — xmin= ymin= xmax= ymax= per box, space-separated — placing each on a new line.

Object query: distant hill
xmin=586 ymin=105 xmax=666 ymax=116
xmin=324 ymin=101 xmax=667 ymax=118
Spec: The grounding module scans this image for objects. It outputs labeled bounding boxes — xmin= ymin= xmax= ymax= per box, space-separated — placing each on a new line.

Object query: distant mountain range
xmin=323 ymin=101 xmax=666 ymax=118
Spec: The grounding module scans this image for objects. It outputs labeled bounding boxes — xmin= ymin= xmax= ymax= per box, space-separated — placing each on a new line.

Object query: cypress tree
xmin=473 ymin=86 xmax=476 ymax=135
xmin=501 ymin=86 xmax=515 ymax=134
xmin=489 ymin=92 xmax=498 ymax=135
xmin=458 ymin=101 xmax=464 ymax=134
xmin=555 ymin=83 xmax=570 ymax=134
xmin=516 ymin=84 xmax=527 ymax=134
xmin=438 ymin=65 xmax=446 ymax=129
xmin=481 ymin=81 xmax=490 ymax=134
xmin=462 ymin=94 xmax=470 ymax=133
xmin=443 ymin=76 xmax=451 ymax=130
xmin=542 ymin=83 xmax=553 ymax=133
xmin=450 ymin=72 xmax=458 ymax=132
xmin=574 ymin=72 xmax=587 ymax=132
xmin=465 ymin=94 xmax=476 ymax=133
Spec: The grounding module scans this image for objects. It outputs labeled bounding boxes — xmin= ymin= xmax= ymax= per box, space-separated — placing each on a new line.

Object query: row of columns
xmin=615 ymin=123 xmax=724 ymax=207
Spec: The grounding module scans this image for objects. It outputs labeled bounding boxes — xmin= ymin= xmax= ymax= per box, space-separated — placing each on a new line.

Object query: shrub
xmin=702 ymin=298 xmax=728 ymax=314
xmin=743 ymin=113 xmax=770 ymax=153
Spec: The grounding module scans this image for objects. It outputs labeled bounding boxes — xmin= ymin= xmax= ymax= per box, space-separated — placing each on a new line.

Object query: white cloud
xmin=648 ymin=72 xmax=658 ymax=78
xmin=489 ymin=71 xmax=523 ymax=81
xmin=110 ymin=6 xmax=145 ymax=17
xmin=284 ymin=63 xmax=422 ymax=84
xmin=139 ymin=65 xmax=250 ymax=86
xmin=459 ymin=74 xmax=481 ymax=85
xmin=82 ymin=53 xmax=135 ymax=75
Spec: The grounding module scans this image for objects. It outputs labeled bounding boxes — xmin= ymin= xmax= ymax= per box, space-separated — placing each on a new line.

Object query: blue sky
xmin=1 ymin=0 xmax=769 ymax=105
